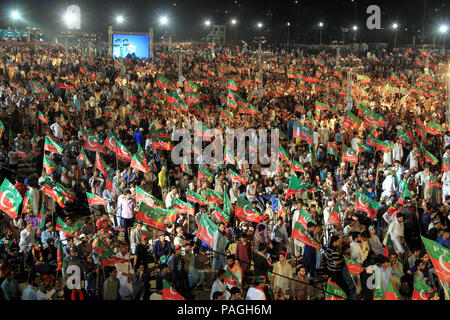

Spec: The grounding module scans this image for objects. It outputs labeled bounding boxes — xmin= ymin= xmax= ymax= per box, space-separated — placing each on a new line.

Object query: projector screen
xmin=112 ymin=34 xmax=149 ymax=59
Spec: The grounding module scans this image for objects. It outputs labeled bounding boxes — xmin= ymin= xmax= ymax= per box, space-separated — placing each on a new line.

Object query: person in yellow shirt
xmin=158 ymin=165 xmax=167 ymax=200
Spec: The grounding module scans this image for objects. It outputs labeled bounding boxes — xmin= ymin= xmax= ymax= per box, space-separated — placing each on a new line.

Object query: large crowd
xmin=0 ymin=41 xmax=448 ymax=300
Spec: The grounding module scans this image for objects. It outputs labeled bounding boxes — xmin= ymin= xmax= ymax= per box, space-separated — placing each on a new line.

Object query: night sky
xmin=0 ymin=0 xmax=448 ymax=44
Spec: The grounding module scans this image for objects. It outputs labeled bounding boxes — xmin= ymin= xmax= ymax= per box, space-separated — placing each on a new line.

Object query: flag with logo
xmin=235 ymin=197 xmax=263 ymax=223
xmin=0 ymin=178 xmax=23 ymax=219
xmin=421 ymin=236 xmax=450 ymax=284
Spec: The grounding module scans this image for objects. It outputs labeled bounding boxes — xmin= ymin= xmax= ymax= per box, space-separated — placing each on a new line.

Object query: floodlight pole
xmin=108 ymin=26 xmax=113 ymax=57
xmin=149 ymin=27 xmax=154 ymax=59
xmin=258 ymin=41 xmax=263 ymax=98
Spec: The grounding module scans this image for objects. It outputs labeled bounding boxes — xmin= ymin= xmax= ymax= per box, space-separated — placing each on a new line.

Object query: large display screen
xmin=112 ymin=34 xmax=149 ymax=59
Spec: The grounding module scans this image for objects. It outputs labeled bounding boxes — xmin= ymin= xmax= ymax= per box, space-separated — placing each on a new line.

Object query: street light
xmin=257 ymin=22 xmax=263 ymax=28
xmin=11 ymin=10 xmax=20 ymax=21
xmin=319 ymin=22 xmax=324 ymax=45
xmin=231 ymin=19 xmax=237 ymax=25
xmin=392 ymin=23 xmax=399 ymax=48
xmin=205 ymin=20 xmax=211 ymax=27
xmin=352 ymin=25 xmax=358 ymax=43
xmin=287 ymin=22 xmax=291 ymax=47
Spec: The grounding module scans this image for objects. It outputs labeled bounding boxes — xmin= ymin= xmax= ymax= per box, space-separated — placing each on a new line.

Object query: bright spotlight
xmin=440 ymin=25 xmax=448 ymax=33
xmin=231 ymin=19 xmax=237 ymax=25
xmin=205 ymin=20 xmax=211 ymax=26
xmin=11 ymin=10 xmax=20 ymax=20
xmin=116 ymin=16 xmax=124 ymax=24
xmin=160 ymin=16 xmax=168 ymax=25
xmin=319 ymin=22 xmax=324 ymax=27
xmin=257 ymin=22 xmax=263 ymax=28
xmin=393 ymin=23 xmax=398 ymax=29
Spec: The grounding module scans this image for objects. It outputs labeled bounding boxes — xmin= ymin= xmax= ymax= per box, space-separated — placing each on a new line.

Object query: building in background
xmin=207 ymin=25 xmax=226 ymax=43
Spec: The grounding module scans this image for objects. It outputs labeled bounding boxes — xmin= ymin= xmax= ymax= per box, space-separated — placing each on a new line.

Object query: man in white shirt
xmin=246 ymin=276 xmax=267 ymax=300
xmin=165 ymin=186 xmax=179 ymax=208
xmin=49 ymin=121 xmax=63 ymax=139
xmin=405 ymin=145 xmax=420 ymax=170
xmin=349 ymin=232 xmax=363 ymax=263
xmin=381 ymin=171 xmax=395 ymax=200
xmin=384 ymin=213 xmax=405 ymax=254
xmin=392 ymin=138 xmax=403 ymax=162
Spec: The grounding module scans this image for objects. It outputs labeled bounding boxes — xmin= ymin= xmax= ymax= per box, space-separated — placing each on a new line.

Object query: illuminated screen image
xmin=112 ymin=34 xmax=149 ymax=59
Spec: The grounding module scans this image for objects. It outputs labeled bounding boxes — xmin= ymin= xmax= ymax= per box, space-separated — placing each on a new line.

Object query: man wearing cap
xmin=246 ymin=275 xmax=267 ymax=300
xmin=134 ymin=235 xmax=151 ymax=271
xmin=40 ymin=222 xmax=58 ymax=250
xmin=167 ymin=244 xmax=189 ymax=298
xmin=1 ymin=268 xmax=21 ymax=300
xmin=384 ymin=213 xmax=405 ymax=254
xmin=270 ymin=250 xmax=293 ymax=294
xmin=368 ymin=225 xmax=384 ymax=256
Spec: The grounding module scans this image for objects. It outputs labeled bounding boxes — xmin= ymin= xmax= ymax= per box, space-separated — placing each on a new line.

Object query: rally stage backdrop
xmin=112 ymin=34 xmax=149 ymax=59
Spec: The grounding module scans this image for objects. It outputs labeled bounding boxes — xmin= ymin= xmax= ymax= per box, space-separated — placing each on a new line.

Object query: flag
xmin=429 ymin=176 xmax=442 ymax=188
xmin=355 ymin=190 xmax=380 ymax=220
xmin=135 ymin=187 xmax=163 ymax=207
xmin=398 ymin=181 xmax=412 ymax=205
xmin=297 ymin=209 xmax=316 ymax=229
xmin=356 ymin=74 xmax=370 ymax=84
xmin=344 ymin=257 xmax=363 ymax=275
xmin=292 ymin=122 xmax=313 ymax=145
xmin=212 ymin=204 xmax=230 ymax=225
xmin=412 ymin=279 xmax=434 ymax=300
xmin=384 ymin=279 xmax=403 ymax=300
xmin=172 ymin=198 xmax=195 ymax=215
xmin=186 ymin=190 xmax=207 ymax=206
xmin=223 ymin=189 xmax=232 ymax=217
xmin=95 ymin=151 xmax=110 ymax=178
xmin=325 ymin=278 xmax=347 ymax=300
xmin=0 ymin=178 xmax=23 ymax=219
xmin=22 ymin=189 xmax=34 ymax=214
xmin=152 ymin=141 xmax=173 ymax=150
xmin=343 ymin=110 xmax=361 ymax=130
xmin=206 ymin=189 xmax=222 ymax=205
xmin=86 ymin=192 xmax=106 ymax=206
xmin=136 ymin=202 xmax=166 ymax=231
xmin=180 ymin=159 xmax=191 ymax=175
xmin=235 ymin=197 xmax=263 ymax=223
xmin=84 ymin=134 xmax=107 ymax=153
xmin=315 ymin=101 xmax=331 ymax=112
xmin=230 ymin=169 xmax=248 ymax=186
xmin=277 ymin=198 xmax=287 ymax=219
xmin=104 ymin=133 xmax=132 ymax=162
xmin=342 ymin=146 xmax=357 ymax=163
xmin=327 ymin=142 xmax=339 ymax=157
xmin=198 ymin=167 xmax=214 ymax=185
xmin=419 ymin=144 xmax=438 ymax=165
xmin=57 ymin=82 xmax=75 ymax=90
xmin=227 ymin=79 xmax=239 ymax=91
xmin=196 ymin=213 xmax=219 ymax=249
xmin=291 ymin=221 xmax=320 ymax=249
xmin=224 ymin=265 xmax=241 ymax=288
xmin=55 ymin=217 xmax=82 ymax=236
xmin=396 ymin=127 xmax=411 ymax=145
xmin=285 ymin=174 xmax=318 ymax=200
xmin=156 ymin=75 xmax=171 ymax=89
xmin=44 ymin=136 xmax=63 ymax=154
xmin=328 ymin=203 xmax=341 ymax=225
xmin=442 ymin=157 xmax=450 ymax=173
xmin=162 ymin=279 xmax=185 ymax=300
xmin=130 ymin=145 xmax=148 ymax=174
xmin=78 ymin=147 xmax=92 ymax=167
xmin=278 ymin=145 xmax=290 ymax=164
xmin=43 ymin=155 xmax=56 ymax=175
xmin=0 ymin=120 xmax=4 ymax=137
xmin=224 ymin=149 xmax=235 ymax=165
xmin=291 ymin=160 xmax=306 ymax=173
xmin=421 ymin=236 xmax=450 ymax=283
xmin=425 ymin=121 xmax=443 ymax=135
xmin=384 ymin=233 xmax=396 ymax=257
xmin=37 ymin=202 xmax=46 ymax=230
xmin=56 ymin=241 xmax=63 ymax=271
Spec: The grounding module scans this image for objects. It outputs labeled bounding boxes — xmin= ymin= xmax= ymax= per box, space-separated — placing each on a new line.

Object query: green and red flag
xmin=56 ymin=240 xmax=63 ymax=271
xmin=206 ymin=189 xmax=222 ymax=205
xmin=396 ymin=127 xmax=412 ymax=145
xmin=180 ymin=159 xmax=191 ymax=175
xmin=130 ymin=145 xmax=148 ymax=174
xmin=223 ymin=189 xmax=232 ymax=217
xmin=315 ymin=101 xmax=331 ymax=112
xmin=328 ymin=202 xmax=341 ymax=225
xmin=156 ymin=75 xmax=171 ymax=89
xmin=291 ymin=221 xmax=320 ymax=249
xmin=278 ymin=145 xmax=290 ymax=164
xmin=135 ymin=186 xmax=163 ymax=207
xmin=343 ymin=110 xmax=361 ymax=130
xmin=425 ymin=121 xmax=443 ymax=135
xmin=325 ymin=278 xmax=347 ymax=300
xmin=230 ymin=169 xmax=248 ymax=186
xmin=44 ymin=136 xmax=63 ymax=154
xmin=84 ymin=134 xmax=107 ymax=153
xmin=277 ymin=198 xmax=288 ymax=219
xmin=43 ymin=155 xmax=55 ymax=175
xmin=356 ymin=74 xmax=370 ymax=84
xmin=212 ymin=204 xmax=230 ymax=225
xmin=355 ymin=190 xmax=380 ymax=220
xmin=78 ymin=147 xmax=92 ymax=167
xmin=55 ymin=217 xmax=82 ymax=237
xmin=224 ymin=265 xmax=241 ymax=289
xmin=0 ymin=178 xmax=23 ymax=219
xmin=152 ymin=141 xmax=173 ymax=151
xmin=198 ymin=167 xmax=214 ymax=185
xmin=162 ymin=279 xmax=185 ymax=300
xmin=9 ymin=81 xmax=19 ymax=89
xmin=297 ymin=209 xmax=316 ymax=229
xmin=285 ymin=174 xmax=318 ymax=200
xmin=172 ymin=198 xmax=195 ymax=216
xmin=235 ymin=197 xmax=263 ymax=223
xmin=37 ymin=202 xmax=46 ymax=230
xmin=227 ymin=79 xmax=239 ymax=91
xmin=398 ymin=181 xmax=412 ymax=205
xmin=95 ymin=151 xmax=109 ymax=178
xmin=21 ymin=189 xmax=34 ymax=214
xmin=86 ymin=192 xmax=106 ymax=206
xmin=0 ymin=120 xmax=4 ymax=138
xmin=196 ymin=213 xmax=219 ymax=249
xmin=136 ymin=202 xmax=166 ymax=231
xmin=57 ymin=81 xmax=75 ymax=90
xmin=344 ymin=257 xmax=363 ymax=275
xmin=15 ymin=146 xmax=32 ymax=158
xmin=384 ymin=279 xmax=403 ymax=300
xmin=419 ymin=144 xmax=438 ymax=165
xmin=224 ymin=149 xmax=235 ymax=165
xmin=442 ymin=157 xmax=450 ymax=173
xmin=327 ymin=142 xmax=339 ymax=157
xmin=384 ymin=233 xmax=396 ymax=257
xmin=291 ymin=160 xmax=306 ymax=174
xmin=186 ymin=190 xmax=207 ymax=206
xmin=342 ymin=146 xmax=357 ymax=163
xmin=292 ymin=122 xmax=313 ymax=145
xmin=429 ymin=176 xmax=442 ymax=188
xmin=412 ymin=279 xmax=434 ymax=300
xmin=421 ymin=236 xmax=450 ymax=284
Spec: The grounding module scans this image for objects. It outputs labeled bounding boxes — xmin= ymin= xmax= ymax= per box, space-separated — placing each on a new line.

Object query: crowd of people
xmin=0 ymin=41 xmax=448 ymax=301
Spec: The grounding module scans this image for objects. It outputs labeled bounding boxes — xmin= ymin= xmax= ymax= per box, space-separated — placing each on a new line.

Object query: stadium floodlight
xmin=64 ymin=12 xmax=76 ymax=27
xmin=440 ymin=25 xmax=448 ymax=34
xmin=116 ymin=15 xmax=124 ymax=24
xmin=205 ymin=20 xmax=211 ymax=26
xmin=231 ymin=19 xmax=237 ymax=25
xmin=257 ymin=22 xmax=263 ymax=28
xmin=393 ymin=23 xmax=398 ymax=29
xmin=319 ymin=22 xmax=323 ymax=27
xmin=11 ymin=10 xmax=20 ymax=20
xmin=352 ymin=25 xmax=358 ymax=31
xmin=159 ymin=16 xmax=169 ymax=25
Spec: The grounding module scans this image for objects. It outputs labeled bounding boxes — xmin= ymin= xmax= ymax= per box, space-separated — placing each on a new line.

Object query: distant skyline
xmin=0 ymin=0 xmax=448 ymax=44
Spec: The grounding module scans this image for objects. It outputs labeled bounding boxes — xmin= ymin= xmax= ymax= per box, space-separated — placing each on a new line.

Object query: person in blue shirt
xmin=135 ymin=128 xmax=144 ymax=147
xmin=22 ymin=273 xmax=40 ymax=300
xmin=40 ymin=222 xmax=59 ymax=250
xmin=436 ymin=228 xmax=450 ymax=249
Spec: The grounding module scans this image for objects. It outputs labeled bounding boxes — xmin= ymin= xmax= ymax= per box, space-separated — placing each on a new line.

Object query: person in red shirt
xmin=235 ymin=233 xmax=252 ymax=285
xmin=96 ymin=214 xmax=111 ymax=232
xmin=14 ymin=177 xmax=28 ymax=198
